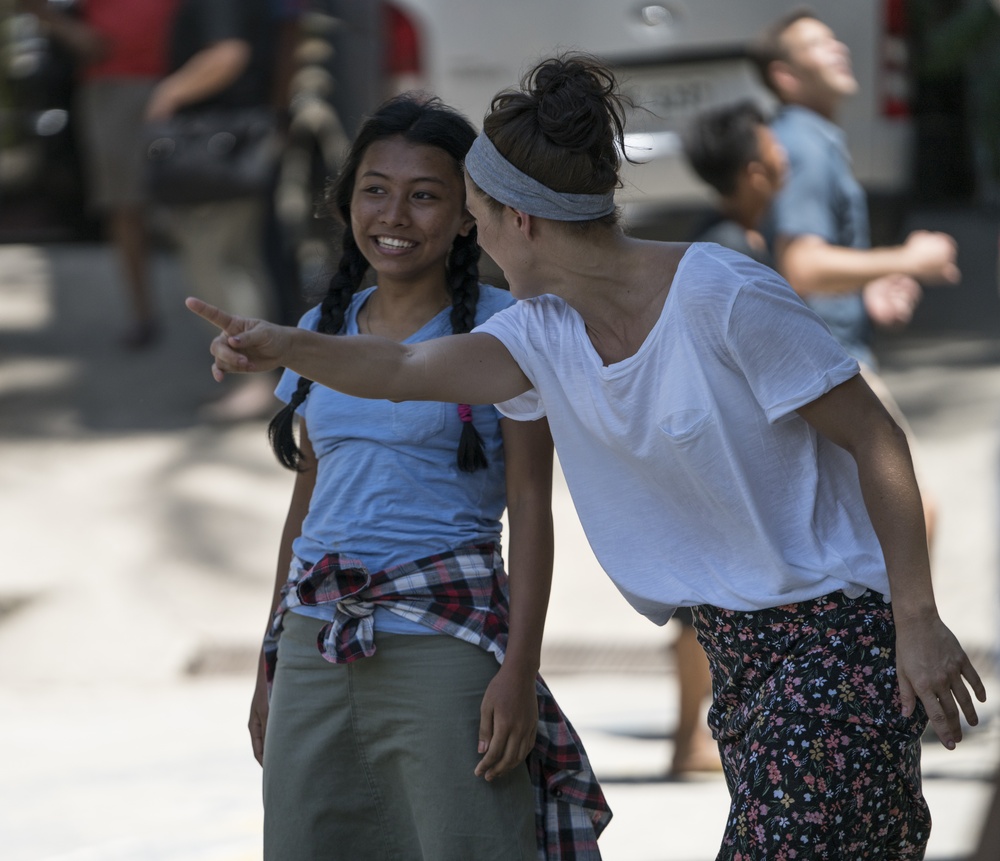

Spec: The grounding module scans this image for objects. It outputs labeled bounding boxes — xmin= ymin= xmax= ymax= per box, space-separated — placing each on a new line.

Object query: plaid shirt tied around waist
xmin=263 ymin=543 xmax=611 ymax=860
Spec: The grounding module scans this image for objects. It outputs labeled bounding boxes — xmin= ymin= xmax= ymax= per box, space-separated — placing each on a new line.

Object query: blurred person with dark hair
xmin=683 ymin=99 xmax=786 ymax=269
xmin=755 ymin=8 xmax=955 ymax=544
xmin=29 ymin=0 xmax=179 ymax=349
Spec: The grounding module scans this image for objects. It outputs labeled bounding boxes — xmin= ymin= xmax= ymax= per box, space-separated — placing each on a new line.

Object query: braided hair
xmin=268 ymin=94 xmax=487 ymax=473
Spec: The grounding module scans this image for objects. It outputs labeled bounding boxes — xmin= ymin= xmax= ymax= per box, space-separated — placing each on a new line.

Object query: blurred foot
xmin=670 ymin=735 xmax=723 ymax=777
xmin=199 ymin=375 xmax=278 ymax=423
xmin=670 ymin=749 xmax=723 ymax=777
xmin=120 ymin=319 xmax=160 ymax=351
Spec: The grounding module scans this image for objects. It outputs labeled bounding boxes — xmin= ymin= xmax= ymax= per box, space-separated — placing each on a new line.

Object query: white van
xmin=372 ymin=0 xmax=912 ymax=225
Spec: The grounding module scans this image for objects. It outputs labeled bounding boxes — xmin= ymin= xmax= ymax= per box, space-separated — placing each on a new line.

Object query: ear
xmin=510 ymin=208 xmax=534 ymax=240
xmin=457 ymin=208 xmax=475 ymax=238
xmin=746 ymin=161 xmax=768 ymax=193
xmin=768 ymin=60 xmax=798 ymax=99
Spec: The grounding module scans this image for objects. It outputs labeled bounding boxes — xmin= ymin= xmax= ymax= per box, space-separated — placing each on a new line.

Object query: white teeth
xmin=376 ymin=236 xmax=416 ymax=249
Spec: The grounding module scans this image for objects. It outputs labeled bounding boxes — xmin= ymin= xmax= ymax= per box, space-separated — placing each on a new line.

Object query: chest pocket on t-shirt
xmin=658 ymin=409 xmax=713 ymax=443
xmin=656 ymin=409 xmax=726 ymax=486
xmin=390 ymin=400 xmax=448 ymax=445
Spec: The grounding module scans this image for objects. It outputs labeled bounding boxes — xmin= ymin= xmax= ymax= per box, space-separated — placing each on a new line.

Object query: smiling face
xmin=350 ymin=136 xmax=473 ymax=290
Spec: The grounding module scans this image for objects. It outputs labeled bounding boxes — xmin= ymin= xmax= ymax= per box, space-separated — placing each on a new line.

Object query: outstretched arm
xmin=186 ymin=298 xmax=533 ymax=405
xmin=797 ymin=374 xmax=986 ymax=748
xmin=476 ymin=417 xmax=554 ymax=781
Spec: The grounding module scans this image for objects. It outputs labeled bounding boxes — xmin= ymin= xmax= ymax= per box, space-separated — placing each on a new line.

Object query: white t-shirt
xmin=475 ymin=243 xmax=888 ymax=624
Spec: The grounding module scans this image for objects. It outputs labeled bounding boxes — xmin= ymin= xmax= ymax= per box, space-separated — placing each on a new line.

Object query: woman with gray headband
xmin=189 ymin=54 xmax=985 ymax=859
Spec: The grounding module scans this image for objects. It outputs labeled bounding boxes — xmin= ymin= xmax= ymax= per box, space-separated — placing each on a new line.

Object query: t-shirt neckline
xmin=580 ymin=243 xmax=697 ymax=378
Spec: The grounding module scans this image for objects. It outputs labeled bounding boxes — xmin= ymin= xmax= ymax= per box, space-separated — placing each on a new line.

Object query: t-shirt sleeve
xmin=770 ymin=131 xmax=839 ymax=243
xmin=473 ymin=303 xmax=547 ymax=421
xmin=726 ymin=273 xmax=859 ymax=422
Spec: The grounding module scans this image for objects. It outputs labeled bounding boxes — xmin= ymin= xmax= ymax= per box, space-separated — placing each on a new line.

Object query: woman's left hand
xmin=474 ymin=662 xmax=538 ymax=781
xmin=895 ymin=611 xmax=986 ymax=749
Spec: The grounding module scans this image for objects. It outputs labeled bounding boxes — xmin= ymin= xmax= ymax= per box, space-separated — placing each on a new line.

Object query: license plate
xmin=617 ymin=58 xmax=766 ymax=135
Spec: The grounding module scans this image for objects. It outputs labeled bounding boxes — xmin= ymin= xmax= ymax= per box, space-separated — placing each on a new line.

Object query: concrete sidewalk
xmin=0 ymin=239 xmax=998 ymax=860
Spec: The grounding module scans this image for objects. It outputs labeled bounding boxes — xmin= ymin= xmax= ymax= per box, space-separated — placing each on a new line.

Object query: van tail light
xmin=383 ymin=3 xmax=423 ymax=94
xmin=880 ymin=0 xmax=910 ymax=118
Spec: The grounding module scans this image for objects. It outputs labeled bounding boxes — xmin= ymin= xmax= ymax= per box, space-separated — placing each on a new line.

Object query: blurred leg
xmin=671 ymin=620 xmax=720 ymax=775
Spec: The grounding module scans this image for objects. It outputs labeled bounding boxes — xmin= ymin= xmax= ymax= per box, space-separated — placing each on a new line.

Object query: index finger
xmin=185 ymin=296 xmax=239 ymax=333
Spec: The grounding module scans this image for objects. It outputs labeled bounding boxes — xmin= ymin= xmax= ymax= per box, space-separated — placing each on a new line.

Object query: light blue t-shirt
xmin=277 ymin=284 xmax=515 ymax=633
xmin=768 ymin=105 xmax=875 ymax=368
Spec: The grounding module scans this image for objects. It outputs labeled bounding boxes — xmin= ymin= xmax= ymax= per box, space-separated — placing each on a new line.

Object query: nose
xmin=378 ymin=193 xmax=408 ymax=226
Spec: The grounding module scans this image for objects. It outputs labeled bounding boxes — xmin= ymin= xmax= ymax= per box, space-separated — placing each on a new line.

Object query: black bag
xmin=144 ymin=107 xmax=279 ymax=205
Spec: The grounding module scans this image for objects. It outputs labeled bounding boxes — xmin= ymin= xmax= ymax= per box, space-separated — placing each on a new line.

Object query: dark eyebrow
xmin=360 ymin=170 xmax=448 ymax=186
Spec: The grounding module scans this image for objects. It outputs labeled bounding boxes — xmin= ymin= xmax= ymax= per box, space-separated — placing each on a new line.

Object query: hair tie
xmin=457 ymin=403 xmax=474 ymax=423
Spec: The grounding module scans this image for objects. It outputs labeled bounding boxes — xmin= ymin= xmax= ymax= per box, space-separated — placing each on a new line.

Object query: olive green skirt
xmin=262 ymin=611 xmax=536 ymax=860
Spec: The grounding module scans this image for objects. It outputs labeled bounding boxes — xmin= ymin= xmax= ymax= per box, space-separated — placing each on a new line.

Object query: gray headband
xmin=464 ymin=133 xmax=615 ymax=222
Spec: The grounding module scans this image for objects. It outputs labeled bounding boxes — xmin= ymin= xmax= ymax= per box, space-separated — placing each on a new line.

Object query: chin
xmin=836 ymin=74 xmax=859 ymax=95
xmin=507 ymin=279 xmax=541 ymax=301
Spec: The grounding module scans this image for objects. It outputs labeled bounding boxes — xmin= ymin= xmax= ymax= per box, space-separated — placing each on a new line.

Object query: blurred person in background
xmin=664 ymin=98 xmax=788 ymax=777
xmin=683 ymin=100 xmax=786 ymax=268
xmin=147 ymin=0 xmax=280 ymax=420
xmin=28 ymin=0 xmax=179 ymax=349
xmin=755 ymin=8 xmax=958 ymax=545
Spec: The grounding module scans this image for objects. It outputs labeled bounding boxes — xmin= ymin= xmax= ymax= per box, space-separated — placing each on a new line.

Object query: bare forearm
xmin=284 ymin=328 xmax=421 ymax=399
xmin=851 ymin=421 xmax=937 ymax=621
xmin=779 ymin=231 xmax=959 ymax=296
xmin=282 ymin=329 xmax=529 ymax=405
xmin=504 ymin=503 xmax=554 ymax=674
xmin=500 ymin=418 xmax=555 ymax=675
xmin=154 ymin=40 xmax=250 ymax=113
xmin=781 ymin=241 xmax=913 ymax=296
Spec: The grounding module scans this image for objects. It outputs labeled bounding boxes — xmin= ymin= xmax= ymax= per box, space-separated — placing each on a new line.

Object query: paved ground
xmin=1 ymin=217 xmax=998 ymax=860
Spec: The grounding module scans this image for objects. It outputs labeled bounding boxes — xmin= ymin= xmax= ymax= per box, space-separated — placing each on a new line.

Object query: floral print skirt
xmin=692 ymin=590 xmax=930 ymax=860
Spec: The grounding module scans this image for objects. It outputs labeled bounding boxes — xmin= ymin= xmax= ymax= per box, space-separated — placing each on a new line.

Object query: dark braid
xmin=267 ymin=232 xmax=369 ymax=470
xmin=266 ymin=93 xmax=483 ymax=474
xmin=448 ymin=228 xmax=488 ymax=472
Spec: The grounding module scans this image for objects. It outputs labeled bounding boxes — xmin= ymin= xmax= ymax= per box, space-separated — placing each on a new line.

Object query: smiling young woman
xmin=235 ymin=93 xmax=609 ymax=861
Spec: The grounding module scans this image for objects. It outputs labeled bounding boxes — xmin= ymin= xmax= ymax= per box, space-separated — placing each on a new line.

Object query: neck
xmin=787 ymin=96 xmax=840 ymax=123
xmin=360 ymin=277 xmax=452 ymax=340
xmin=525 ymin=229 xmax=687 ymax=365
xmin=719 ymin=195 xmax=765 ymax=233
xmin=519 ymin=226 xmax=633 ymax=309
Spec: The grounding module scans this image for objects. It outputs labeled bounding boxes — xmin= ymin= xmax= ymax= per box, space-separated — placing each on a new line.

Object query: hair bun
xmin=531 ymin=56 xmax=617 ymax=153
